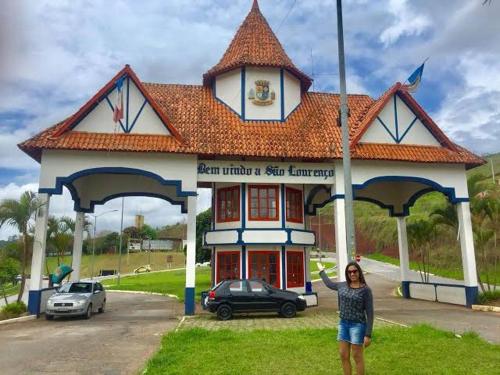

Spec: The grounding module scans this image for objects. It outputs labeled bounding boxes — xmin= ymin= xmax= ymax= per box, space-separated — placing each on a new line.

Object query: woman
xmin=317 ymin=261 xmax=374 ymax=375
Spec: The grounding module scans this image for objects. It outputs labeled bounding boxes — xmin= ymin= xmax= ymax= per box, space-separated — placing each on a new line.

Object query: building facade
xmin=19 ymin=0 xmax=484 ymax=316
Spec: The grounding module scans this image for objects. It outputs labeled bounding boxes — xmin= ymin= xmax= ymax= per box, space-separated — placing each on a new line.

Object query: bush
xmin=477 ymin=290 xmax=500 ymax=305
xmin=0 ymin=301 xmax=27 ymax=320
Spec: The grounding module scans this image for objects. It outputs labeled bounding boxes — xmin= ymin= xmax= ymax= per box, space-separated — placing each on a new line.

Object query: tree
xmin=196 ymin=208 xmax=212 ymax=263
xmin=0 ymin=191 xmax=41 ymax=302
xmin=0 ymin=256 xmax=20 ymax=304
xmin=407 ymin=217 xmax=437 ymax=283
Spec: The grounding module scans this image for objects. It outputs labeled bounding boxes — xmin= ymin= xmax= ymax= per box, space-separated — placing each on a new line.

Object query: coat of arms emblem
xmin=248 ymin=80 xmax=275 ymax=106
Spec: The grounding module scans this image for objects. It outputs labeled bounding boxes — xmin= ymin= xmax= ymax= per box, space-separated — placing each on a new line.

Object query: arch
xmin=305 ymin=185 xmax=344 ymax=215
xmin=39 ymin=167 xmax=197 ymax=213
xmin=352 ymin=175 xmax=468 ymax=217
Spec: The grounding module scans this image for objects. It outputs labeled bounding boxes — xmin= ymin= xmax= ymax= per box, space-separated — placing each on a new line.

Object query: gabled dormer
xmin=53 ymin=65 xmax=182 ymax=139
xmin=203 ymin=0 xmax=311 ymax=121
xmin=351 ymin=83 xmax=457 ymax=151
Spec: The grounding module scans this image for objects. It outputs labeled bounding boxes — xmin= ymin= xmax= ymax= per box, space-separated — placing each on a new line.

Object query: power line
xmin=276 ymin=0 xmax=297 ymax=32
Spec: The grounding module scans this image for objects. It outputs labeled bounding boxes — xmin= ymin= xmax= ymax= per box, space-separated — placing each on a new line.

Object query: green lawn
xmin=144 ymin=325 xmax=500 ymax=374
xmin=39 ymin=252 xmax=186 ymax=279
xmin=310 ymin=261 xmax=335 ymax=273
xmin=2 ymin=283 xmax=20 ymax=298
xmin=102 ymin=267 xmax=211 ymax=302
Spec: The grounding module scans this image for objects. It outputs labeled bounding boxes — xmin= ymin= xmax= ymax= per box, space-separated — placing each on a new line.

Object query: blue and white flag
xmin=404 ymin=62 xmax=425 ymax=93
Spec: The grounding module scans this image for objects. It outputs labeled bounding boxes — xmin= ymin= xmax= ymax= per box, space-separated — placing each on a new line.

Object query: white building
xmin=19 ymin=0 xmax=484 ymax=316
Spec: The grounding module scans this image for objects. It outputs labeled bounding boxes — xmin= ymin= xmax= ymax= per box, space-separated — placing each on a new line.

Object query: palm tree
xmin=0 ymin=191 xmax=42 ymax=302
xmin=407 ymin=217 xmax=437 ymax=283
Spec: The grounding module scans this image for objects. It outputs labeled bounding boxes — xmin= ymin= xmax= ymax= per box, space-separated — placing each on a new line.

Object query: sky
xmin=0 ymin=0 xmax=499 ymax=239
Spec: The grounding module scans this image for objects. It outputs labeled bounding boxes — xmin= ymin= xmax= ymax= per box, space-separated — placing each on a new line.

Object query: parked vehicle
xmin=45 ymin=281 xmax=106 ymax=320
xmin=202 ymin=279 xmax=307 ymax=320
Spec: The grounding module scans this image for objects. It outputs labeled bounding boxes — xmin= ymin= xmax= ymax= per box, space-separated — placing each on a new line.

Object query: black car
xmin=202 ymin=279 xmax=307 ymax=320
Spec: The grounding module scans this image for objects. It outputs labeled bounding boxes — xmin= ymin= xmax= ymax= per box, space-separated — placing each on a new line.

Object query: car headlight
xmin=298 ymin=295 xmax=306 ymax=300
xmin=74 ymin=300 xmax=86 ymax=306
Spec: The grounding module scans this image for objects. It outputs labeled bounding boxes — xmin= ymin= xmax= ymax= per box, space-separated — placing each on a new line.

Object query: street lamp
xmin=90 ymin=209 xmax=118 ymax=280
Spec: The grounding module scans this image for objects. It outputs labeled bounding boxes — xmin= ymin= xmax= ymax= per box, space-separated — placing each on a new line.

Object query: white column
xmin=396 ymin=217 xmax=410 ymax=281
xmin=71 ymin=211 xmax=85 ymax=281
xmin=334 ymin=198 xmax=348 ymax=281
xmin=185 ymin=195 xmax=197 ymax=315
xmin=30 ymin=193 xmax=50 ymax=291
xmin=457 ymin=202 xmax=478 ymax=287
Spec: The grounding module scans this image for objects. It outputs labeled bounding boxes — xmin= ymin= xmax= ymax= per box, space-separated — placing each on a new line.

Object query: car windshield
xmin=58 ymin=283 xmax=93 ymax=293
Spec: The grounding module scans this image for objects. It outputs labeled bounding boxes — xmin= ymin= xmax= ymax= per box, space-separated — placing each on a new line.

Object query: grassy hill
xmin=467 ymin=151 xmax=500 ymax=179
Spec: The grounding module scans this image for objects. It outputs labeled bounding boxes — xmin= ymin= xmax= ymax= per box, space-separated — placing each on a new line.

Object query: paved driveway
xmin=0 ymin=292 xmax=182 ymax=375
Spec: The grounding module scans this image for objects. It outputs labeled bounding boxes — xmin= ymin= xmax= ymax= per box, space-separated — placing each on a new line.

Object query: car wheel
xmin=45 ymin=314 xmax=54 ymax=320
xmin=280 ymin=302 xmax=297 ymax=318
xmin=216 ymin=304 xmax=232 ymax=321
xmin=84 ymin=304 xmax=92 ymax=319
xmin=98 ymin=300 xmax=106 ymax=313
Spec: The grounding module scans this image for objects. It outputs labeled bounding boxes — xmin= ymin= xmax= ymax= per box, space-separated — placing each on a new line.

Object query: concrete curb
xmin=471 ymin=304 xmax=500 ymax=313
xmin=0 ymin=314 xmax=36 ymax=326
xmin=107 ymin=289 xmax=179 ymax=299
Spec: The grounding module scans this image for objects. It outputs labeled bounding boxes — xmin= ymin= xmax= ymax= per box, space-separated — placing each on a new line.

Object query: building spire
xmin=203 ymin=0 xmax=312 ymax=91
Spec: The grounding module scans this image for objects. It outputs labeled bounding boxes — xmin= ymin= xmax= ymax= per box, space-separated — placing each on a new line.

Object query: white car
xmin=45 ymin=281 xmax=106 ymax=320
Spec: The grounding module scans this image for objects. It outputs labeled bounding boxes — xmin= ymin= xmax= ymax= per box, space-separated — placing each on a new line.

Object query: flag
xmin=404 ymin=62 xmax=425 ymax=93
xmin=113 ymin=77 xmax=125 ymax=123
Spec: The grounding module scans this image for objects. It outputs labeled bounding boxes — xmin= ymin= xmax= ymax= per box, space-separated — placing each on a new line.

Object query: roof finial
xmin=252 ymin=0 xmax=260 ymax=11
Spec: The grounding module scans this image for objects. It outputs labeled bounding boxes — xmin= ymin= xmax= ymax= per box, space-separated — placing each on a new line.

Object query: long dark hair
xmin=345 ymin=261 xmax=367 ymax=286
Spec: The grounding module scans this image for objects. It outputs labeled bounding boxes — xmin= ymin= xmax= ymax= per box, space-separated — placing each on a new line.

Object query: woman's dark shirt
xmin=319 ymin=270 xmax=374 ymax=337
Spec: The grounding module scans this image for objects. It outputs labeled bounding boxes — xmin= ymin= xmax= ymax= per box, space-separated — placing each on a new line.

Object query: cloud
xmin=379 ymin=0 xmax=431 ymax=47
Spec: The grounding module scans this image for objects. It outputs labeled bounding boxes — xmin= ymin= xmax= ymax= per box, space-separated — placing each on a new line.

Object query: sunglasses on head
xmin=347 ymin=269 xmax=358 ymax=274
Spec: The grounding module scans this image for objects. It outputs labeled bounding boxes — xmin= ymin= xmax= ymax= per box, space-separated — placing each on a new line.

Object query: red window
xmin=286 ymin=251 xmax=304 ymax=288
xmin=248 ymin=185 xmax=279 ymax=221
xmin=248 ymin=251 xmax=280 ymax=288
xmin=217 ymin=186 xmax=240 ymax=222
xmin=216 ymin=251 xmax=240 ymax=283
xmin=286 ymin=187 xmax=303 ymax=223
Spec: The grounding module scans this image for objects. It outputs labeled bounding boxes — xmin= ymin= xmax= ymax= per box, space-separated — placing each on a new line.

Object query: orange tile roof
xmin=203 ymin=0 xmax=312 ymax=91
xmin=18 ymin=83 xmax=484 ymax=168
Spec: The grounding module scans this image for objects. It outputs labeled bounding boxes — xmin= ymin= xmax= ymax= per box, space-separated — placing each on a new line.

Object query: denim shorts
xmin=337 ymin=319 xmax=366 ymax=345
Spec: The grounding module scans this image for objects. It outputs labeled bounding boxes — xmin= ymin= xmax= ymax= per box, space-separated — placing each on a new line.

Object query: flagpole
xmin=336 ymin=0 xmax=356 ymax=260
xmin=117 ymin=197 xmax=125 ymax=286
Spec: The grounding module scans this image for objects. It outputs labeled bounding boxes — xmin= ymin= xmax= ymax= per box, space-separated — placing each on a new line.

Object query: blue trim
xmin=376 ymin=116 xmax=398 ymax=143
xmin=128 ymin=99 xmax=147 ymax=133
xmin=184 ymin=287 xmax=195 ymax=315
xmin=241 ymin=183 xmax=246 ymax=230
xmin=309 ymin=194 xmax=345 ymax=216
xmin=401 ymin=281 xmax=410 ymax=298
xmin=38 ymin=167 xmax=196 ymax=214
xmin=394 ymin=95 xmax=399 ymax=141
xmin=126 ymin=77 xmax=130 ymax=131
xmin=105 ymin=96 xmax=126 ymax=132
xmin=352 ymin=175 xmax=469 ymax=217
xmin=28 ymin=290 xmax=41 ymax=316
xmin=281 ymin=246 xmax=286 ymax=290
xmin=241 ymin=67 xmax=246 ymax=120
xmin=465 ymin=286 xmax=478 ymax=308
xmin=403 ymin=281 xmax=477 ymax=308
xmin=204 ymin=228 xmax=316 ymax=246
xmin=242 ymin=246 xmax=247 ymax=279
xmin=398 ymin=116 xmax=418 ymax=143
xmin=280 ymin=68 xmax=285 ymax=121
xmin=305 ymin=281 xmax=313 ymax=294
xmin=281 ymin=184 xmax=285 ymax=228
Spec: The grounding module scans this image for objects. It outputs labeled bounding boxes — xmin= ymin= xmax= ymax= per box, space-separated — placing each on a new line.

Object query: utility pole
xmin=336 ymin=0 xmax=356 ymax=259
